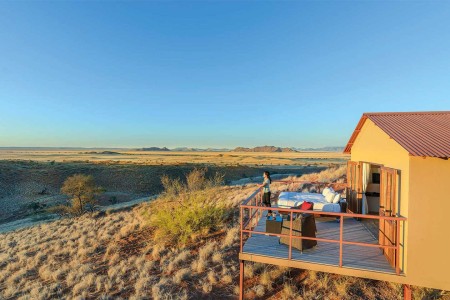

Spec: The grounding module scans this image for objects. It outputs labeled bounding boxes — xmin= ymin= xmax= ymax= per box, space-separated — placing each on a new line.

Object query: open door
xmin=346 ymin=161 xmax=362 ymax=214
xmin=379 ymin=167 xmax=398 ymax=267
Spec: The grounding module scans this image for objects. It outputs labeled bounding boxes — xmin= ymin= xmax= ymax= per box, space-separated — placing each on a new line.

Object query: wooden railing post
xmin=339 ymin=215 xmax=343 ymax=267
xmin=289 ymin=211 xmax=293 ymax=260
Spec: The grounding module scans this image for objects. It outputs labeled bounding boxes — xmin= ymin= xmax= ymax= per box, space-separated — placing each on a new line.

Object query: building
xmin=238 ymin=111 xmax=450 ymax=300
xmin=344 ymin=111 xmax=450 ymax=291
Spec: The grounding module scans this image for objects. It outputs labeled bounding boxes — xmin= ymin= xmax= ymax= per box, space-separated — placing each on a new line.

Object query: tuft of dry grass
xmin=173 ymin=268 xmax=191 ymax=284
xmin=253 ymin=284 xmax=266 ymax=297
xmin=222 ymin=273 xmax=233 ymax=284
xmin=259 ymin=269 xmax=272 ymax=288
xmin=191 ymin=257 xmax=207 ymax=273
xmin=222 ymin=226 xmax=240 ymax=249
xmin=202 ymin=280 xmax=213 ymax=293
xmin=151 ymin=244 xmax=165 ymax=260
xmin=244 ymin=263 xmax=255 ymax=279
xmin=207 ymin=270 xmax=217 ymax=284
xmin=281 ymin=281 xmax=298 ymax=300
xmin=167 ymin=250 xmax=190 ymax=273
xmin=211 ymin=250 xmax=223 ymax=263
xmin=198 ymin=241 xmax=217 ymax=261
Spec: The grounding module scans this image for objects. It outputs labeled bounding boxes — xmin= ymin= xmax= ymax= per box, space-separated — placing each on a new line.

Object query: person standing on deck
xmin=258 ymin=171 xmax=272 ymax=218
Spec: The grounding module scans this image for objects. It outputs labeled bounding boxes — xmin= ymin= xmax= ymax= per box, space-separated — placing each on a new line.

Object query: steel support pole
xmin=403 ymin=284 xmax=412 ymax=300
xmin=239 ymin=260 xmax=244 ymax=300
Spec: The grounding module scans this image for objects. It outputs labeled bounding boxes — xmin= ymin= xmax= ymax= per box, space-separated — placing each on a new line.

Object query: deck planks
xmin=242 ymin=212 xmax=395 ymax=274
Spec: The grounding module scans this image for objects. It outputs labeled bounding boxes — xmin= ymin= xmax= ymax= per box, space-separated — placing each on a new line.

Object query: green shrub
xmin=143 ymin=168 xmax=230 ymax=245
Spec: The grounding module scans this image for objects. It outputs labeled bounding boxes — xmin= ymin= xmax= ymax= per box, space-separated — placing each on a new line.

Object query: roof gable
xmin=344 ymin=111 xmax=450 ymax=158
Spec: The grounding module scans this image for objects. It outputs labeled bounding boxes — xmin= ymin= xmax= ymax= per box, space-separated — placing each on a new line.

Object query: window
xmin=372 ymin=173 xmax=380 ymax=184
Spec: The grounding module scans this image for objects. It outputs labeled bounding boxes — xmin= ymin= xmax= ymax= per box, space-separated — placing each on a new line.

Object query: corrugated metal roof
xmin=344 ymin=111 xmax=450 ymax=158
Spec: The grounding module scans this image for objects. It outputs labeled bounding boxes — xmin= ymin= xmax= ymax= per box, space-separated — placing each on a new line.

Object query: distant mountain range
xmin=135 ymin=147 xmax=229 ymax=152
xmin=293 ymin=146 xmax=344 ymax=152
xmin=172 ymin=147 xmax=230 ymax=152
xmin=135 ymin=147 xmax=171 ymax=152
xmin=231 ymin=146 xmax=344 ymax=153
xmin=232 ymin=146 xmax=296 ymax=153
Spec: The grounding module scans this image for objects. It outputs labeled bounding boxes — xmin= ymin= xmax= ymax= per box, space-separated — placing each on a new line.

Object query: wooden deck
xmin=242 ymin=213 xmax=395 ymax=274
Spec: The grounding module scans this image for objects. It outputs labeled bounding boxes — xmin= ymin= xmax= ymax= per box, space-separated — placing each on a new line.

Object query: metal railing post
xmin=289 ymin=211 xmax=293 ymax=260
xmin=240 ymin=206 xmax=243 ymax=252
xmin=403 ymin=284 xmax=412 ymax=300
xmin=339 ymin=215 xmax=343 ymax=267
xmin=396 ymin=220 xmax=401 ymax=275
xmin=239 ymin=260 xmax=244 ymax=300
xmin=249 ymin=207 xmax=252 ymax=237
xmin=258 ymin=192 xmax=261 ymax=219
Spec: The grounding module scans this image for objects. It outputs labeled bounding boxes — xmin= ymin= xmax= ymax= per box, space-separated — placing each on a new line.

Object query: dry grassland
xmin=1 ymin=167 xmax=446 ymax=300
xmin=0 ymin=149 xmax=348 ymax=166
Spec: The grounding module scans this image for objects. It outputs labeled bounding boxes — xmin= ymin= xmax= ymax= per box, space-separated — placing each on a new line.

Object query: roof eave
xmin=343 ymin=115 xmax=368 ymax=154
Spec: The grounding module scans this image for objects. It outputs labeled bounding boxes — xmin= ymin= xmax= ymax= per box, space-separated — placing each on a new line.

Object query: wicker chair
xmin=279 ymin=214 xmax=317 ymax=252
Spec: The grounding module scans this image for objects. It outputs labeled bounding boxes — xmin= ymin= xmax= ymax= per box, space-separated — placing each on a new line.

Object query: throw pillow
xmin=322 ymin=187 xmax=331 ymax=197
xmin=332 ymin=193 xmax=341 ymax=204
xmin=325 ymin=192 xmax=335 ymax=203
xmin=301 ymin=201 xmax=313 ymax=211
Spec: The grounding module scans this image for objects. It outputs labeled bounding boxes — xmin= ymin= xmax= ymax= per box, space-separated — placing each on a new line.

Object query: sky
xmin=1 ymin=1 xmax=450 ymax=149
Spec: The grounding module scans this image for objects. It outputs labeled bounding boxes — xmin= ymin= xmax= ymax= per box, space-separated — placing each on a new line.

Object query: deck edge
xmin=239 ymin=252 xmax=407 ymax=284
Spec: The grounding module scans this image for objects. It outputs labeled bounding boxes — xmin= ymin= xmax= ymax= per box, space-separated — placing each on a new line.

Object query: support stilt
xmin=403 ymin=284 xmax=412 ymax=300
xmin=239 ymin=260 xmax=244 ymax=300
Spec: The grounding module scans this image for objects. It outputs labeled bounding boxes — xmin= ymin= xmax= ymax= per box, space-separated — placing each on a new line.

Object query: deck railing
xmin=239 ymin=180 xmax=407 ymax=275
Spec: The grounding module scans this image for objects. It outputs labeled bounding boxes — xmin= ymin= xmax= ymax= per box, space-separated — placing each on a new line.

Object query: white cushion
xmin=332 ymin=193 xmax=341 ymax=204
xmin=322 ymin=187 xmax=331 ymax=197
xmin=325 ymin=192 xmax=335 ymax=203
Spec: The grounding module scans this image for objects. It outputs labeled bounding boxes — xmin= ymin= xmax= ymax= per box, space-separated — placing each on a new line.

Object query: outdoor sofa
xmin=276 ymin=187 xmax=345 ymax=213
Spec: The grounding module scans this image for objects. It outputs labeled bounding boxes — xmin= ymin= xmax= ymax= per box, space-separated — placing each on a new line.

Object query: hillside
xmin=0 ymin=161 xmax=323 ymax=224
xmin=0 ymin=167 xmax=445 ymax=300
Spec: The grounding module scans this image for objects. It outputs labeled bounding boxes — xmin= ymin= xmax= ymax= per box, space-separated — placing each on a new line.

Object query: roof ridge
xmin=364 ymin=111 xmax=450 ymax=116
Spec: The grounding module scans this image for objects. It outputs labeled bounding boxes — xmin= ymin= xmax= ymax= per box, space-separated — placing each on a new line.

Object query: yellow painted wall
xmin=351 ymin=118 xmax=450 ymax=291
xmin=408 ymin=156 xmax=450 ymax=290
xmin=350 ymin=119 xmax=410 ymax=273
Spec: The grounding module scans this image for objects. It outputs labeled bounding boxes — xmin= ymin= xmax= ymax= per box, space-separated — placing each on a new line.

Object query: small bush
xmin=143 ymin=169 xmax=230 ymax=245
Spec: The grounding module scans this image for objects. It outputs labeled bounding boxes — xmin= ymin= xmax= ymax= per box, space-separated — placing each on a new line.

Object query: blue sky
xmin=1 ymin=1 xmax=449 ymax=148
